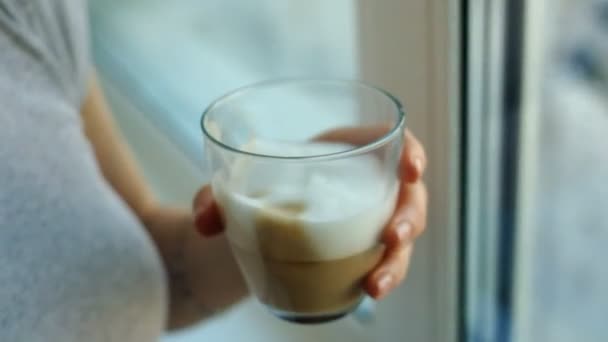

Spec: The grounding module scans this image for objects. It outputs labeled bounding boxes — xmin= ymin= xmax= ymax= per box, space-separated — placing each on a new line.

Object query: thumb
xmin=193 ymin=185 xmax=224 ymax=236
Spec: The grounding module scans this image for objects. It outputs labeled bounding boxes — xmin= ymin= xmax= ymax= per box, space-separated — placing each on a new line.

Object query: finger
xmin=383 ymin=181 xmax=428 ymax=248
xmin=400 ymin=130 xmax=427 ymax=183
xmin=365 ymin=243 xmax=414 ymax=299
xmin=316 ymin=126 xmax=426 ymax=183
xmin=193 ymin=186 xmax=224 ymax=236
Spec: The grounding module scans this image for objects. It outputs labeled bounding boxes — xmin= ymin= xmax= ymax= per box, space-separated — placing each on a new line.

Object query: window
xmin=465 ymin=0 xmax=608 ymax=341
xmin=516 ymin=1 xmax=608 ymax=341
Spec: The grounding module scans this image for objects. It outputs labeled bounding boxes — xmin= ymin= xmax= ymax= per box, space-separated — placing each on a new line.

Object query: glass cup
xmin=201 ymin=79 xmax=405 ymax=324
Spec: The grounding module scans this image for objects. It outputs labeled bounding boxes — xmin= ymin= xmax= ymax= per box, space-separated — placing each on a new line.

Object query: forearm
xmin=81 ymin=73 xmax=157 ymax=219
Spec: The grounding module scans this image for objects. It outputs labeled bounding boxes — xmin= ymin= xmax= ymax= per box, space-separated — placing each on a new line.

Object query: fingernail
xmin=376 ymin=272 xmax=394 ymax=295
xmin=194 ymin=196 xmax=212 ymax=217
xmin=395 ymin=221 xmax=412 ymax=243
xmin=413 ymin=157 xmax=423 ymax=176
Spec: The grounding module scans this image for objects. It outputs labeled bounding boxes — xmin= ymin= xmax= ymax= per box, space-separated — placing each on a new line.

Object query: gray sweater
xmin=0 ymin=1 xmax=167 ymax=341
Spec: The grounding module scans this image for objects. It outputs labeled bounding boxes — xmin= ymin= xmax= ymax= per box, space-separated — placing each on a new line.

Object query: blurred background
xmin=88 ymin=0 xmax=607 ymax=341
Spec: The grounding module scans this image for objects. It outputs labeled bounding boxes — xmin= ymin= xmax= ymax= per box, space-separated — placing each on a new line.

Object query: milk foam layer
xmin=213 ymin=140 xmax=398 ymax=261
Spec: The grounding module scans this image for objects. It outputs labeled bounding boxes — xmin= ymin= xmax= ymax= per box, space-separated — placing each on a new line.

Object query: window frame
xmin=463 ymin=0 xmax=545 ymax=341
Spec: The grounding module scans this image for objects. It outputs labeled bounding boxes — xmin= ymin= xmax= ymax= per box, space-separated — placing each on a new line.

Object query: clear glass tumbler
xmin=201 ymin=79 xmax=405 ymax=324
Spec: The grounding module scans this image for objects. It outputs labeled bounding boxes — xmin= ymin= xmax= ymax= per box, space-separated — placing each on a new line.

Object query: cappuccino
xmin=213 ymin=140 xmax=398 ymax=322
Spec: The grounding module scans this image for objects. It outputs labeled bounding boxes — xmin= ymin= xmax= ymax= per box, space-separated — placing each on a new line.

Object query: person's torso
xmin=0 ymin=1 xmax=167 ymax=341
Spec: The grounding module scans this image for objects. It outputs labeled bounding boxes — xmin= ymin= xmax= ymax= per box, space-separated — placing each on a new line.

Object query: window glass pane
xmin=517 ymin=0 xmax=608 ymax=341
xmin=465 ymin=1 xmax=608 ymax=341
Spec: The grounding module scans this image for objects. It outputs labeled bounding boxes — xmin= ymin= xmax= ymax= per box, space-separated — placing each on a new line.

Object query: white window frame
xmin=512 ymin=0 xmax=547 ymax=341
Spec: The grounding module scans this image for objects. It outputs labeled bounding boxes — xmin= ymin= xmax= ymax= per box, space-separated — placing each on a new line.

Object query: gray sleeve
xmin=0 ymin=0 xmax=90 ymax=104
